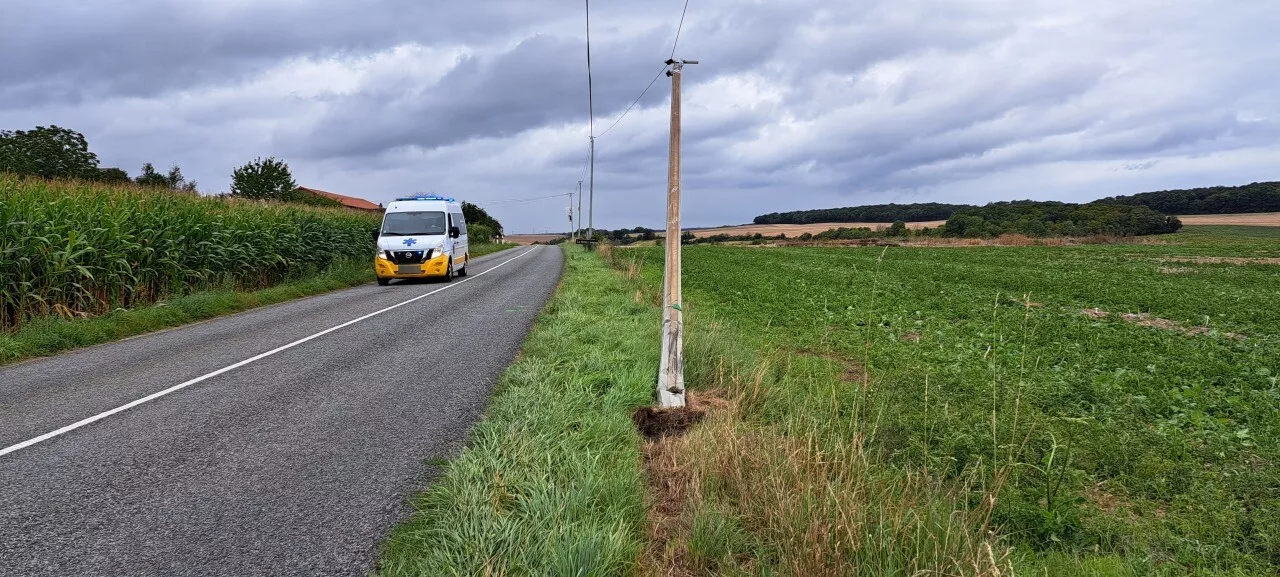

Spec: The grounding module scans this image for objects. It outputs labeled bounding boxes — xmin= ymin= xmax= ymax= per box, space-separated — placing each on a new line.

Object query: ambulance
xmin=374 ymin=195 xmax=469 ymax=285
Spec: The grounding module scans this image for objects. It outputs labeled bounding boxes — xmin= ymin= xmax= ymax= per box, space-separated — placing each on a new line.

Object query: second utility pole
xmin=657 ymin=58 xmax=696 ymax=408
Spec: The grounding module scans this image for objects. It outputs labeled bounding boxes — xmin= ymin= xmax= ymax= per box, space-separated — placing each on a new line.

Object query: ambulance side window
xmin=452 ymin=212 xmax=467 ymax=235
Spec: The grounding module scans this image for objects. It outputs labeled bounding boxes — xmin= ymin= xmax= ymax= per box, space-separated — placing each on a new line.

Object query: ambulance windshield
xmin=381 ymin=211 xmax=446 ymax=236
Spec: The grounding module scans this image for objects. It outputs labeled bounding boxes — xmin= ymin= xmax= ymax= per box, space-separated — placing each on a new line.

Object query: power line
xmin=586 ymin=0 xmax=593 ymax=137
xmin=577 ymin=143 xmax=590 ymax=184
xmin=670 ymin=0 xmax=691 ymax=59
xmin=473 ymin=192 xmax=572 ymax=206
xmin=594 ymin=0 xmax=694 ymax=140
xmin=596 ymin=65 xmax=669 ymax=138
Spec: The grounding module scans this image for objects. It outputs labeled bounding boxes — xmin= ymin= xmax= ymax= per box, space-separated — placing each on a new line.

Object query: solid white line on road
xmin=0 ymin=247 xmax=541 ymax=459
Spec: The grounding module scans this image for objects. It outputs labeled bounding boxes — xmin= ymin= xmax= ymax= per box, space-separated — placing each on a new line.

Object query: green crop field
xmin=1 ymin=174 xmax=380 ymax=331
xmin=618 ymin=225 xmax=1279 ymax=575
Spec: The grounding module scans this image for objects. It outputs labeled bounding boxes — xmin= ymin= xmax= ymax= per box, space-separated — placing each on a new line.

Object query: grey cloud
xmin=3 ymin=0 xmax=1279 ymax=233
xmin=0 ymin=0 xmax=555 ymax=107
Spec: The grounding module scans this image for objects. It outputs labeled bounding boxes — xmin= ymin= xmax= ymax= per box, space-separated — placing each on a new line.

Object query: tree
xmin=94 ymin=167 xmax=131 ymax=184
xmin=134 ymin=162 xmax=167 ymax=187
xmin=461 ymin=201 xmax=504 ymax=238
xmin=0 ymin=125 xmax=100 ymax=179
xmin=231 ymin=156 xmax=296 ymax=200
xmin=135 ymin=162 xmax=197 ymax=192
xmin=887 ymin=220 xmax=908 ymax=236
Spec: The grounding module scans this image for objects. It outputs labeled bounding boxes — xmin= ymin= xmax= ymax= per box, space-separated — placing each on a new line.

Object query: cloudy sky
xmin=3 ymin=0 xmax=1277 ymax=232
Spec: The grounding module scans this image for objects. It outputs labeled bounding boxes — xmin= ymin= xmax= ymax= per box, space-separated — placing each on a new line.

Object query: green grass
xmin=377 ymin=246 xmax=657 ymax=576
xmin=468 ymin=242 xmax=519 ymax=258
xmin=616 ymin=225 xmax=1278 ymax=575
xmin=0 ymin=258 xmax=375 ymax=366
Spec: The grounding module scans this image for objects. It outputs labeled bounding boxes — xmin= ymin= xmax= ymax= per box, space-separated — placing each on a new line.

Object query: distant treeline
xmin=1090 ymin=181 xmax=1280 ymax=214
xmin=753 ymin=203 xmax=966 ymax=224
xmin=753 ymin=181 xmax=1280 ymax=226
xmin=753 ymin=200 xmax=1181 ymax=236
xmin=945 ymin=201 xmax=1181 ymax=237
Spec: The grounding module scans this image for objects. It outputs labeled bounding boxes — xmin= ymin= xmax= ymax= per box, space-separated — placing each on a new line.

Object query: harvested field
xmin=1176 ymin=212 xmax=1280 ymax=226
xmin=686 ymin=213 xmax=1277 ymax=240
xmin=687 ymin=220 xmax=946 ymax=238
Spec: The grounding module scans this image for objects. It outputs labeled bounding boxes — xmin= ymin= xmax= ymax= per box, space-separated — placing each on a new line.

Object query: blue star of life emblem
xmin=403 ymin=238 xmax=418 ymax=246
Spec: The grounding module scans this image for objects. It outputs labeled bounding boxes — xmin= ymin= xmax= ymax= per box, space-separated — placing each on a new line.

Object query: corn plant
xmin=0 ymin=174 xmax=379 ymax=330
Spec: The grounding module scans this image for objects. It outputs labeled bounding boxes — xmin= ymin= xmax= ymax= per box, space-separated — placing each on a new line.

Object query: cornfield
xmin=1 ymin=174 xmax=379 ymax=330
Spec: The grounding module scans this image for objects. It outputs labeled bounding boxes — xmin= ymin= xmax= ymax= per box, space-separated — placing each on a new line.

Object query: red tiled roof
xmin=296 ymin=187 xmax=383 ymax=212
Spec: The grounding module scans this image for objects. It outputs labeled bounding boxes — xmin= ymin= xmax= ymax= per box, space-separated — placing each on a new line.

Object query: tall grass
xmin=378 ymin=246 xmax=654 ymax=576
xmin=1 ymin=174 xmax=379 ymax=330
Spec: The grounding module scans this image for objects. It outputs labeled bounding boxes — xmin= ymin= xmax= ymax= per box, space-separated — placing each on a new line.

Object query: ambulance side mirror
xmin=449 ymin=226 xmax=460 ymax=239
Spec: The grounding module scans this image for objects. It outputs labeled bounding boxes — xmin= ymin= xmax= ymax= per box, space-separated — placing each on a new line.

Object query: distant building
xmin=296 ymin=186 xmax=383 ymax=212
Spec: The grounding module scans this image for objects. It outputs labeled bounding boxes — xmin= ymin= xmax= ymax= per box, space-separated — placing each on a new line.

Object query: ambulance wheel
xmin=457 ymin=255 xmax=468 ymax=277
xmin=377 ymin=278 xmax=390 ymax=286
xmin=442 ymin=260 xmax=453 ymax=282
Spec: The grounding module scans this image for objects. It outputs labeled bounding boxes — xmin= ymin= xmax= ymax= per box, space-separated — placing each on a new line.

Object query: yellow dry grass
xmin=639 ymin=381 xmax=1013 ymax=577
xmin=1176 ymin=212 xmax=1280 ymax=226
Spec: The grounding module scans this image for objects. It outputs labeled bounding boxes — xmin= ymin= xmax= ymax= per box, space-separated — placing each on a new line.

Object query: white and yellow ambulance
xmin=374 ymin=195 xmax=469 ymax=285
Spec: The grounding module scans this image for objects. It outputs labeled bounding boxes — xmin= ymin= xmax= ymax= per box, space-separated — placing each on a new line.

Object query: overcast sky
xmin=3 ymin=1 xmax=1277 ymax=232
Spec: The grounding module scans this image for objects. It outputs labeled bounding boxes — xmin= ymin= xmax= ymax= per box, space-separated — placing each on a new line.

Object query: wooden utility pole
xmin=577 ymin=181 xmax=584 ymax=240
xmin=568 ymin=190 xmax=575 ymax=239
xmin=657 ymin=58 xmax=696 ymax=408
xmin=588 ymin=137 xmax=596 ymax=242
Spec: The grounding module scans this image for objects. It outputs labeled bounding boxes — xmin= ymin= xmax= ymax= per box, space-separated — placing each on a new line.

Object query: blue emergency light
xmin=394 ymin=194 xmax=455 ymax=202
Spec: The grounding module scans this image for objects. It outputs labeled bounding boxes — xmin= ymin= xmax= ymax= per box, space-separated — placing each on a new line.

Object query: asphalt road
xmin=0 ymin=246 xmax=562 ymax=576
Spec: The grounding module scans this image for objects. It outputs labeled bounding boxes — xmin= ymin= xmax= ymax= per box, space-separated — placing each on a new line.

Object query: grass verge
xmin=377 ymin=245 xmax=658 ymax=576
xmin=470 ymin=242 xmax=520 ymax=258
xmin=0 ymin=258 xmax=374 ymax=366
xmin=0 ymin=244 xmax=518 ymax=367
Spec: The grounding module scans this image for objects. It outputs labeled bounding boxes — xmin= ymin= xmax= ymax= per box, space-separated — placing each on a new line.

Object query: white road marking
xmin=0 ymin=247 xmax=540 ymax=459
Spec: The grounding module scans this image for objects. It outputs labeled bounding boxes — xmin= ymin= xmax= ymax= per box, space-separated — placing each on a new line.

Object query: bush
xmin=469 ymin=223 xmax=496 ymax=243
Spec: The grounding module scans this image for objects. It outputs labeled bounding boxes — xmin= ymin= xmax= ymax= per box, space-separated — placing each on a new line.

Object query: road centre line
xmin=0 ymin=247 xmax=540 ymax=459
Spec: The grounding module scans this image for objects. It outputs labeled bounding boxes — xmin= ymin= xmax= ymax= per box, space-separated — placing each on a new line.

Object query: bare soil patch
xmin=1163 ymin=256 xmax=1280 ymax=266
xmin=1083 ymin=308 xmax=1244 ymax=339
xmin=634 ymin=406 xmax=705 ymax=441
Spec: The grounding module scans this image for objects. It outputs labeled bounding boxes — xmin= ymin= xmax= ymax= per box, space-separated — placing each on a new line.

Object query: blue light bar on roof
xmin=394 ymin=194 xmax=456 ymax=202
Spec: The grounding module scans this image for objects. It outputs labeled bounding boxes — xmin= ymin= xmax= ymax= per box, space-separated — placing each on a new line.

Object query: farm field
xmin=0 ymin=174 xmax=379 ymax=331
xmin=690 ymin=212 xmax=1280 ymax=240
xmin=1177 ymin=212 xmax=1280 ymax=226
xmin=689 ymin=220 xmax=947 ymax=238
xmin=618 ymin=225 xmax=1279 ymax=575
